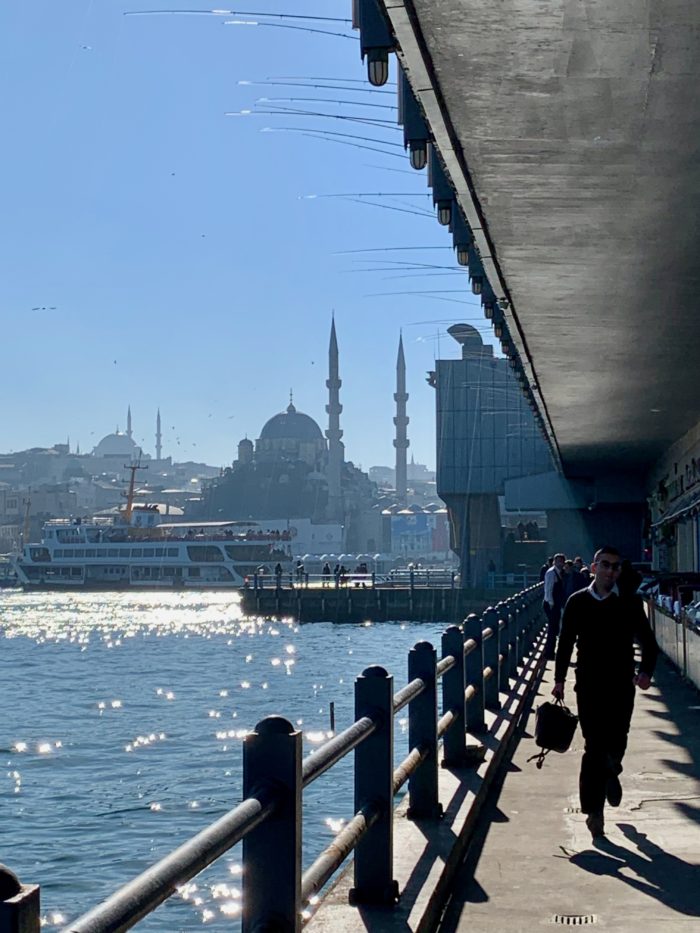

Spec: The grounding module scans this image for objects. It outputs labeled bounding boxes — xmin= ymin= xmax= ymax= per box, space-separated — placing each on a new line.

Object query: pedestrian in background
xmin=552 ymin=545 xmax=658 ymax=838
xmin=543 ymin=553 xmax=566 ymax=659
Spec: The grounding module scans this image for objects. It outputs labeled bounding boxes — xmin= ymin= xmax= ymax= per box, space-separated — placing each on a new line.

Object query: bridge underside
xmin=392 ymin=0 xmax=700 ymax=478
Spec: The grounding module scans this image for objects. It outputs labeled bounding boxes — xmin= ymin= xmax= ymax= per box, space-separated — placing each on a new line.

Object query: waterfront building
xmin=430 ymin=324 xmax=552 ymax=586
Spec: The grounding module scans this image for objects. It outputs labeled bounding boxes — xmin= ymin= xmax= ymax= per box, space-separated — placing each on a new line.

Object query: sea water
xmin=0 ymin=591 xmax=447 ymax=930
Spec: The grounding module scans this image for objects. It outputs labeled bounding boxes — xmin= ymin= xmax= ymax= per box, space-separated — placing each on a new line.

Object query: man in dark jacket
xmin=552 ymin=545 xmax=658 ymax=839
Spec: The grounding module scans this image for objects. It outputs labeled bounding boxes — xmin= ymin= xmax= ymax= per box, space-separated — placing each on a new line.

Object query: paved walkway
xmin=439 ymin=657 xmax=700 ymax=932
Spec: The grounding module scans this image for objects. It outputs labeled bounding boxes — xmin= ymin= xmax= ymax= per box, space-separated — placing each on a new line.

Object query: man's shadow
xmin=568 ymin=821 xmax=700 ymax=916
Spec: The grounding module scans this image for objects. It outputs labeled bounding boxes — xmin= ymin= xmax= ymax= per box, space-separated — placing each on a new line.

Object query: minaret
xmin=155 ymin=409 xmax=162 ymax=460
xmin=126 ymin=405 xmax=133 ymax=439
xmin=325 ymin=317 xmax=344 ymax=520
xmin=393 ymin=333 xmax=409 ymax=503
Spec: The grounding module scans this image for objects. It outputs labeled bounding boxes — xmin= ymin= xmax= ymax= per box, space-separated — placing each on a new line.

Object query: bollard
xmin=463 ymin=613 xmax=485 ymax=734
xmin=0 ymin=865 xmax=39 ymax=933
xmin=441 ymin=626 xmax=466 ymax=766
xmin=350 ymin=666 xmax=399 ymax=906
xmin=482 ymin=607 xmax=500 ymax=711
xmin=242 ymin=717 xmax=302 ymax=933
xmin=407 ymin=642 xmax=441 ymax=819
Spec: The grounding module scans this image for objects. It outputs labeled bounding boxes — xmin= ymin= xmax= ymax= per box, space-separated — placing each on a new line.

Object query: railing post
xmin=524 ymin=591 xmax=535 ymax=651
xmin=0 ymin=866 xmax=39 ymax=933
xmin=507 ymin=600 xmax=518 ymax=681
xmin=407 ymin=642 xmax=441 ymax=819
xmin=499 ymin=600 xmax=510 ymax=687
xmin=350 ymin=666 xmax=398 ymax=905
xmin=514 ymin=598 xmax=525 ymax=668
xmin=482 ymin=606 xmax=500 ymax=710
xmin=441 ymin=625 xmax=467 ymax=766
xmin=243 ymin=716 xmax=302 ymax=933
xmin=464 ymin=613 xmax=485 ymax=734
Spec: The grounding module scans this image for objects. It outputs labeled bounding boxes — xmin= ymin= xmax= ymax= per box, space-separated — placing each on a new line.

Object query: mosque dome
xmin=92 ymin=432 xmax=139 ymax=458
xmin=259 ymin=402 xmax=323 ymax=443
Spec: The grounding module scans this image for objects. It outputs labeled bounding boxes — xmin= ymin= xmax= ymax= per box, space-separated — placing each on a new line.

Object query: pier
xmin=240 ymin=570 xmax=540 ymax=623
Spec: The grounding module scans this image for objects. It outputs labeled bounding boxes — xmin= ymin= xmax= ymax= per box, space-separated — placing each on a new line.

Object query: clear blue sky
xmin=1 ymin=1 xmax=497 ymax=470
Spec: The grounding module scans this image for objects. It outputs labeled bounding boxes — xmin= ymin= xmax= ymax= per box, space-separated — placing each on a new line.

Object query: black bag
xmin=527 ymin=699 xmax=578 ymax=769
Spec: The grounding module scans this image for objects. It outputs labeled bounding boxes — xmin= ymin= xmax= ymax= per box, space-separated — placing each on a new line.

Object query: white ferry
xmin=12 ymin=466 xmax=292 ymax=590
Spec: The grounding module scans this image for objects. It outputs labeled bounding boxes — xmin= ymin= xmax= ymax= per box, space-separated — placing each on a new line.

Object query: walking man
xmin=552 ymin=545 xmax=658 ymax=838
xmin=543 ymin=553 xmax=566 ymax=659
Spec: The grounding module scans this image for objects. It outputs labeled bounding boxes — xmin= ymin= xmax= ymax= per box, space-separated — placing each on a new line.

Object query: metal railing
xmin=647 ymin=597 xmax=700 ymax=690
xmin=485 ymin=571 xmax=541 ymax=590
xmin=1 ymin=584 xmax=545 ymax=933
xmin=248 ymin=569 xmax=458 ymax=591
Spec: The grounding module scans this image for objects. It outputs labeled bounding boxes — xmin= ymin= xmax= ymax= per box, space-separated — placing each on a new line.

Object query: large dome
xmin=93 ymin=432 xmax=139 ymax=458
xmin=259 ymin=403 xmax=323 ymax=442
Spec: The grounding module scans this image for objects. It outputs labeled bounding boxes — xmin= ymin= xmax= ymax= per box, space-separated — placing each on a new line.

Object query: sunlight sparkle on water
xmin=0 ymin=591 xmax=247 ymax=642
xmin=1 ymin=590 xmax=447 ymax=933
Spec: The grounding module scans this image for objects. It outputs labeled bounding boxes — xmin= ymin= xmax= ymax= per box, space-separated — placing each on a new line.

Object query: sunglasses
xmin=598 ymin=559 xmax=621 ymax=571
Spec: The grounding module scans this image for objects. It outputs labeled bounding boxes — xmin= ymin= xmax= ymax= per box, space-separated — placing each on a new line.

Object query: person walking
xmin=543 ymin=553 xmax=566 ymax=659
xmin=552 ymin=545 xmax=658 ymax=839
xmin=570 ymin=555 xmax=590 ymax=593
xmin=539 ymin=556 xmax=553 ymax=582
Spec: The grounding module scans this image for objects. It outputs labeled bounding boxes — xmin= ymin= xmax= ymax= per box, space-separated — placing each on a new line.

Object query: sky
xmin=0 ymin=1 xmax=499 ymax=471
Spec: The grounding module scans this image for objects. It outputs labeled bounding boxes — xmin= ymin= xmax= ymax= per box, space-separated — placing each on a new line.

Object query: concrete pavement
xmin=438 ymin=657 xmax=700 ymax=932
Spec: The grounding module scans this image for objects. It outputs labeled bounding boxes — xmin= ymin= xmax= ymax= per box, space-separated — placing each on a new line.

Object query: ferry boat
xmin=11 ymin=465 xmax=292 ymax=590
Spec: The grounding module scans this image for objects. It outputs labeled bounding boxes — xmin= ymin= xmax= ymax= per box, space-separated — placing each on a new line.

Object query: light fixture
xmin=355 ymin=0 xmax=394 ymax=87
xmin=367 ymin=48 xmax=389 ymax=86
xmin=398 ymin=65 xmax=429 ymax=169
xmin=467 ymin=244 xmax=485 ymax=296
xmin=437 ymin=200 xmax=452 ymax=226
xmin=451 ymin=209 xmax=472 ymax=266
xmin=483 ymin=301 xmax=495 ymax=319
xmin=428 ymin=145 xmax=454 ymax=226
xmin=494 ymin=321 xmax=503 ymax=339
xmin=409 ymin=140 xmax=427 ymax=170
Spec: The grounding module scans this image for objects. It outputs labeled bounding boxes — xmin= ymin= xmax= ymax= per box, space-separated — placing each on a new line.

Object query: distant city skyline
xmin=0 ymin=2 xmax=500 ymax=470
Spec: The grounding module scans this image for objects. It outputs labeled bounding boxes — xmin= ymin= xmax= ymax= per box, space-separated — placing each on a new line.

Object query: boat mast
xmin=122 ymin=454 xmax=146 ymax=524
xmin=21 ymin=489 xmax=31 ymax=549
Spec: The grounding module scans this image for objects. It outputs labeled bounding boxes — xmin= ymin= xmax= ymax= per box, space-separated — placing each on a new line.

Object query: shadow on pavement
xmin=569 ymin=822 xmax=700 ymax=917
